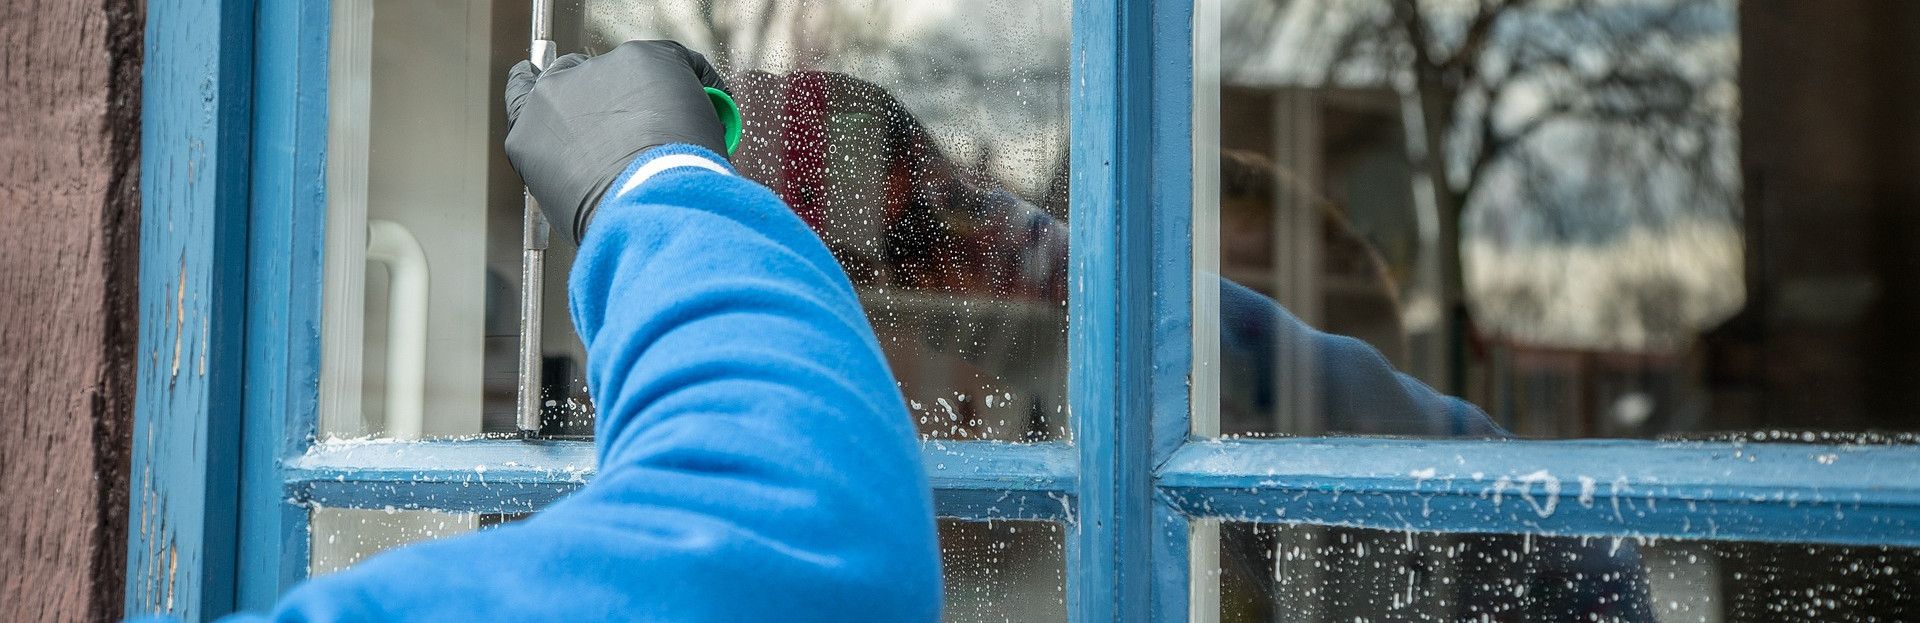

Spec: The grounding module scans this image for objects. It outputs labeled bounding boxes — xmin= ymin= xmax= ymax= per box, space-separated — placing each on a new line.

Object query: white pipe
xmin=366 ymin=219 xmax=430 ymax=440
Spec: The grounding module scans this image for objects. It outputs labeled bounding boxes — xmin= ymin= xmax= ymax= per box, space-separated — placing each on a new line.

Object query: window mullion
xmin=237 ymin=0 xmax=331 ymax=611
xmin=1066 ymin=0 xmax=1169 ymax=619
xmin=129 ymin=0 xmax=256 ymax=618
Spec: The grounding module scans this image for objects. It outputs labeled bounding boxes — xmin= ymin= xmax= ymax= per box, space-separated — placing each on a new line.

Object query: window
xmin=312 ymin=0 xmax=1073 ymax=613
xmin=129 ymin=0 xmax=1920 ymax=621
xmin=1189 ymin=0 xmax=1920 ymax=620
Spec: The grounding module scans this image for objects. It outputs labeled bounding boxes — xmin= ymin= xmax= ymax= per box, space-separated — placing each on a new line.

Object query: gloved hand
xmin=504 ymin=40 xmax=730 ymax=244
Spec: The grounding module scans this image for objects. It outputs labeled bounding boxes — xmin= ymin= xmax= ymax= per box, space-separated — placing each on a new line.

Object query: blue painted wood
xmin=1151 ymin=496 xmax=1193 ymax=620
xmin=1158 ymin=438 xmax=1920 ymax=546
xmin=290 ymin=444 xmax=596 ymax=515
xmin=236 ymin=0 xmax=330 ymax=610
xmin=127 ymin=0 xmax=255 ymax=618
xmin=1068 ymin=0 xmax=1160 ymax=619
xmin=931 ymin=489 xmax=1078 ymax=522
xmin=1148 ymin=0 xmax=1195 ymax=468
xmin=1147 ymin=2 xmax=1196 ymax=619
xmin=284 ymin=440 xmax=1079 ymax=520
xmin=921 ymin=441 xmax=1079 ymax=520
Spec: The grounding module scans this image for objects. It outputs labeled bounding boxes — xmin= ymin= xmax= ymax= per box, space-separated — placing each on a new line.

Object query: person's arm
xmin=234 ymin=144 xmax=941 ymax=622
xmin=1216 ymin=278 xmax=1503 ymax=437
xmin=210 ymin=42 xmax=942 ymax=622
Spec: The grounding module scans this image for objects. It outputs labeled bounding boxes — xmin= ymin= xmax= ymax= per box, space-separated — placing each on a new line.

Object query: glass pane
xmin=1215 ymin=523 xmax=1920 ymax=622
xmin=570 ymin=0 xmax=1073 ymax=441
xmin=309 ymin=507 xmax=482 ymax=576
xmin=1195 ymin=0 xmax=1920 ymax=440
xmin=322 ymin=0 xmax=585 ymax=440
xmin=940 ymin=519 xmax=1067 ymax=622
xmin=322 ymin=0 xmax=1071 ymax=442
xmin=309 ymin=510 xmax=1063 ymax=620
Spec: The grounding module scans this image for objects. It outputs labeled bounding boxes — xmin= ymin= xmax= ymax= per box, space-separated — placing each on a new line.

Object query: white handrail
xmin=366 ymin=219 xmax=430 ymax=440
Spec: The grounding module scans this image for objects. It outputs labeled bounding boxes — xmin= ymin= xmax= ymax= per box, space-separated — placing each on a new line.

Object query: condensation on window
xmin=307 ymin=510 xmax=1064 ymax=621
xmin=940 ymin=519 xmax=1067 ymax=622
xmin=1212 ymin=523 xmax=1919 ymax=622
xmin=568 ymin=0 xmax=1074 ymax=441
xmin=1194 ymin=0 xmax=1920 ymax=440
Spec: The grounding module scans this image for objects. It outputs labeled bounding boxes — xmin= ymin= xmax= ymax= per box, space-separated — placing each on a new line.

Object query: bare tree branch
xmin=1450 ymin=0 xmax=1525 ymax=75
xmin=1391 ymin=0 xmax=1441 ymax=74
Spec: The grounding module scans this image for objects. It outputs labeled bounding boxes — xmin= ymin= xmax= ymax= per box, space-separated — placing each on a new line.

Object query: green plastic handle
xmin=705 ymin=87 xmax=743 ymax=156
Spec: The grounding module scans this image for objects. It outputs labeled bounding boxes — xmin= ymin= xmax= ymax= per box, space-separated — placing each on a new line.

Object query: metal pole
xmin=517 ymin=0 xmax=556 ymax=438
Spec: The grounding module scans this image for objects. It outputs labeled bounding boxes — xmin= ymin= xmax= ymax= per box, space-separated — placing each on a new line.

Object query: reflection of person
xmin=1211 ymin=149 xmax=1650 ymax=621
xmin=715 ymin=69 xmax=1644 ymax=619
xmin=724 ymin=69 xmax=1071 ymax=440
xmin=1213 ymin=148 xmax=1500 ymax=437
xmin=732 ymin=69 xmax=1648 ymax=615
xmin=197 ymin=41 xmax=942 ymax=622
xmin=1218 ymin=148 xmax=1408 ymax=367
xmin=731 ymin=68 xmax=1502 ymax=440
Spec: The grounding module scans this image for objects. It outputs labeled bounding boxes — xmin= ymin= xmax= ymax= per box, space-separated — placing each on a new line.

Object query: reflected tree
xmin=1225 ymin=0 xmax=1737 ymax=386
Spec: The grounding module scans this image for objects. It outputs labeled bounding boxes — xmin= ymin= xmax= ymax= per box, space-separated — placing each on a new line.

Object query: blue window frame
xmin=129 ymin=0 xmax=1920 ymax=621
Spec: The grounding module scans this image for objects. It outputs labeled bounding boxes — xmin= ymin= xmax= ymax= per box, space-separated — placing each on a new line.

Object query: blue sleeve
xmin=1216 ymin=278 xmax=1505 ymax=437
xmin=225 ymin=145 xmax=942 ymax=622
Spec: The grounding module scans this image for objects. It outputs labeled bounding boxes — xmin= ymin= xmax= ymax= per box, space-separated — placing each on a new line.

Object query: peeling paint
xmin=172 ymin=259 xmax=185 ymax=379
xmin=165 ymin=542 xmax=177 ymax=612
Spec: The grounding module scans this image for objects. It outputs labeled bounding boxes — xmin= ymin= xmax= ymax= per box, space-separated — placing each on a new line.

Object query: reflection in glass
xmin=940 ymin=519 xmax=1067 ymax=622
xmin=321 ymin=0 xmax=582 ymax=440
xmin=322 ymin=0 xmax=1071 ymax=441
xmin=1198 ymin=0 xmax=1920 ymax=439
xmin=322 ymin=0 xmax=505 ymax=440
xmin=1216 ymin=523 xmax=1919 ymax=622
xmin=576 ymin=0 xmax=1073 ymax=440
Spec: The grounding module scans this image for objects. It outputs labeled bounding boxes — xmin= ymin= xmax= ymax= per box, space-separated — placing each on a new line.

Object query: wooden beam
xmin=0 ymin=0 xmax=144 ymax=621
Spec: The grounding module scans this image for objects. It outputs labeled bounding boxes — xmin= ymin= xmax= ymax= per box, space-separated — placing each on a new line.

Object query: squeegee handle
xmin=515 ymin=0 xmax=557 ymax=439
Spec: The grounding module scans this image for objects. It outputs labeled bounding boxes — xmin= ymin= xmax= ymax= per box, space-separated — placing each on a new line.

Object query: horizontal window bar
xmin=921 ymin=440 xmax=1078 ymax=520
xmin=285 ymin=439 xmax=1076 ymax=520
xmin=286 ymin=439 xmax=596 ymax=514
xmin=1158 ymin=438 xmax=1920 ymax=547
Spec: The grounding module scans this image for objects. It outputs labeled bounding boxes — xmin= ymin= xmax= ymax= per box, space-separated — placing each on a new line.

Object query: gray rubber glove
xmin=504 ymin=40 xmax=730 ymax=244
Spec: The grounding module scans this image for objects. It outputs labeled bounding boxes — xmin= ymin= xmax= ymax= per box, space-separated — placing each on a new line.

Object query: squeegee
xmin=515 ymin=3 xmax=741 ymax=439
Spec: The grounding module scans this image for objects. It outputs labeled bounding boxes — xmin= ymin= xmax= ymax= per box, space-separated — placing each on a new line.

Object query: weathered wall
xmin=0 ymin=0 xmax=143 ymax=620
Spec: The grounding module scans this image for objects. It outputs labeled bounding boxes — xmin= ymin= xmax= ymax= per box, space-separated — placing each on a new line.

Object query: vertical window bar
xmin=1188 ymin=0 xmax=1220 ymax=443
xmin=1068 ymin=0 xmax=1166 ymax=619
xmin=317 ymin=0 xmax=371 ymax=438
xmin=1180 ymin=0 xmax=1217 ymax=619
xmin=128 ymin=0 xmax=255 ymax=618
xmin=1151 ymin=0 xmax=1201 ymax=618
xmin=237 ymin=0 xmax=330 ymax=609
xmin=1151 ymin=0 xmax=1198 ymax=467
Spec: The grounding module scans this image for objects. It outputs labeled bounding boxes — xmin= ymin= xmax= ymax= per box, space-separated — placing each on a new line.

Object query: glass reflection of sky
xmin=581 ymin=0 xmax=1070 ymax=198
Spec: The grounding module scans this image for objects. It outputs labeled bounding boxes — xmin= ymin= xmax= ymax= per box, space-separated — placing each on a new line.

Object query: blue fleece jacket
xmin=217 ymin=145 xmax=943 ymax=622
